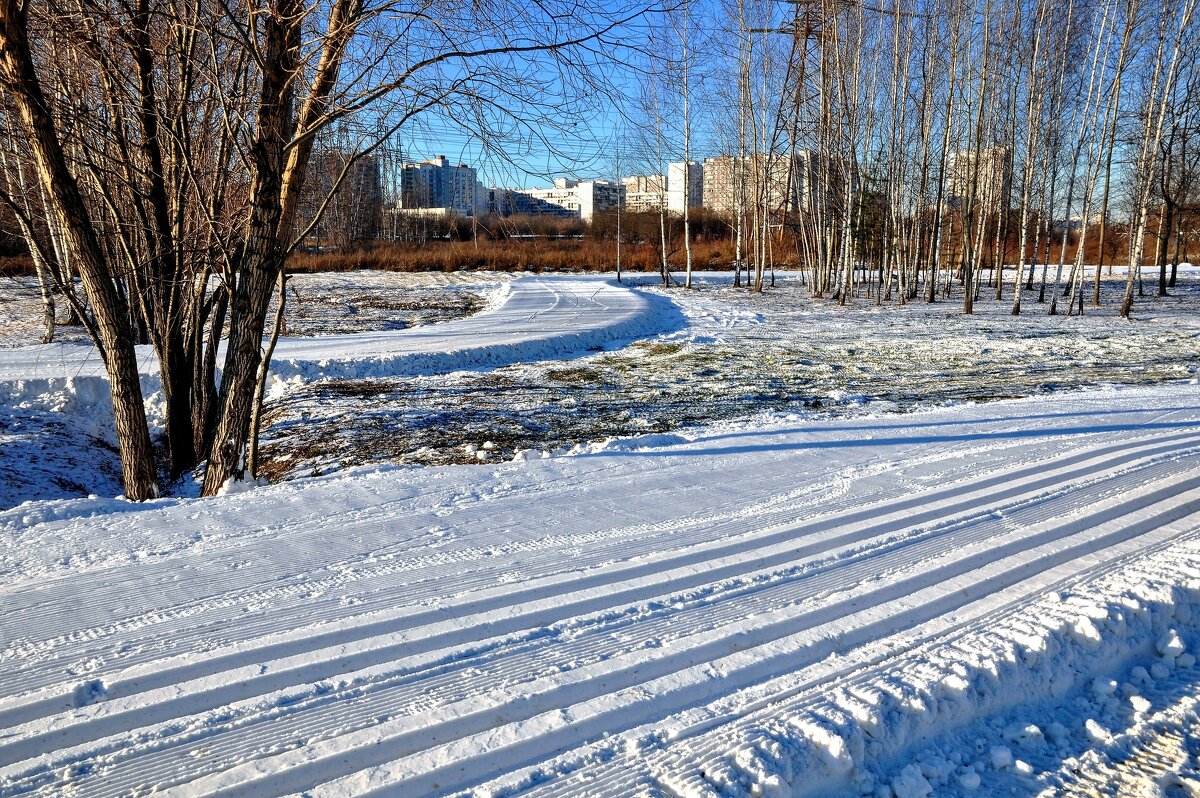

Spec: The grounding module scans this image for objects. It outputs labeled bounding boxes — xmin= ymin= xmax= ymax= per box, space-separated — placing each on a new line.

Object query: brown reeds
xmin=286 ymin=239 xmax=735 ymax=274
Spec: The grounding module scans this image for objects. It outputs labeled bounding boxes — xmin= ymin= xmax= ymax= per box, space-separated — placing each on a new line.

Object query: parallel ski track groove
xmin=0 ymin=454 xmax=851 ymax=662
xmin=3 ymin=433 xmax=1199 ymax=797
xmin=2 ymin=416 xmax=1177 ymax=641
xmin=0 ymin=419 xmax=1172 ymax=684
xmin=320 ymin=487 xmax=1200 ymax=798
xmin=36 ymin=452 xmax=1200 ymax=798
xmin=1 ymin=426 xmax=1196 ymax=743
xmin=522 ymin=530 xmax=1200 ymax=798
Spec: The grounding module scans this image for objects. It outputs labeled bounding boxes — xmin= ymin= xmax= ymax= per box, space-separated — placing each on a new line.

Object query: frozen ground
xmin=4 ymin=270 xmax=1197 ymax=487
xmin=259 ymin=270 xmax=1200 ymax=477
xmin=2 ymin=268 xmax=1200 ymax=797
xmin=0 ymin=273 xmax=668 ymax=506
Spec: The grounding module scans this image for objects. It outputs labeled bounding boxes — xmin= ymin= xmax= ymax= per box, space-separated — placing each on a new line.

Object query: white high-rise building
xmin=701 ymin=153 xmax=814 ymax=216
xmin=667 ymin=161 xmax=703 ymax=213
xmin=622 ymin=175 xmax=666 ymax=214
xmin=398 ymin=155 xmax=484 ymax=216
xmin=484 ymin=188 xmax=577 ymax=218
xmin=945 ymin=146 xmax=1012 ymax=214
xmin=522 ymin=178 xmax=624 ymax=221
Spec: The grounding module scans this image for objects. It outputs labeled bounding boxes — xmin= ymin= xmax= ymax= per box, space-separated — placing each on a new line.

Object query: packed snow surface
xmin=2 ymin=272 xmax=1200 ymax=796
xmin=2 ymin=381 xmax=1200 ymax=796
xmin=0 ymin=274 xmax=670 ymax=384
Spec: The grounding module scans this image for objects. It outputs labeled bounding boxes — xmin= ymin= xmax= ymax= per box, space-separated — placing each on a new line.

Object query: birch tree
xmin=1120 ymin=0 xmax=1197 ymax=317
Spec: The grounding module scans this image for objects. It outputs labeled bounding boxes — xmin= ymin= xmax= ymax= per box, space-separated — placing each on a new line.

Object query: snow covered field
xmin=258 ymin=270 xmax=1200 ymax=477
xmin=0 ymin=273 xmax=672 ymax=505
xmin=2 ymin=271 xmax=1200 ymax=797
xmin=0 ymin=271 xmax=493 ymax=349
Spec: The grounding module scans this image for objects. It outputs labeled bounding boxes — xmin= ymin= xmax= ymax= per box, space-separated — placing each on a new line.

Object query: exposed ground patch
xmin=255 ymin=275 xmax=1200 ymax=480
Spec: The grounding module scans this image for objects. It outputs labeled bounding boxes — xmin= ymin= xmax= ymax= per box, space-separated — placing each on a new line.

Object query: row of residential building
xmin=391 ymin=153 xmax=816 ymax=222
xmin=305 ymin=148 xmax=1014 ymax=245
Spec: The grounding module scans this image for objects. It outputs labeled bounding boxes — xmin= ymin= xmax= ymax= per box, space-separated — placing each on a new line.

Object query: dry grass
xmin=544 ymin=366 xmax=604 ymax=384
xmin=0 ymin=257 xmax=33 ymax=277
xmin=8 ymin=222 xmax=1189 ymax=280
xmin=286 ymin=239 xmax=735 ymax=274
xmin=630 ymin=341 xmax=686 ymax=356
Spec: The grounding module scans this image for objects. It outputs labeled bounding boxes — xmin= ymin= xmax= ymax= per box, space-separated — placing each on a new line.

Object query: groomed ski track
xmin=1 ymin=277 xmax=1199 ymax=797
xmin=0 ymin=274 xmax=678 ymax=386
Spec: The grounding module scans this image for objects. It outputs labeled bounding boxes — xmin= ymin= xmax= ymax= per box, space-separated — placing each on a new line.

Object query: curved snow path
xmin=2 ymin=383 xmax=1200 ymax=797
xmin=264 ymin=275 xmax=683 ymax=382
xmin=0 ymin=274 xmax=682 ymax=387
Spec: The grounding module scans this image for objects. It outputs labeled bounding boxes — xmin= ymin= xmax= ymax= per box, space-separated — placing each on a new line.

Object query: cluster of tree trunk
xmin=696 ymin=0 xmax=1197 ymax=314
xmin=0 ymin=0 xmax=651 ymax=500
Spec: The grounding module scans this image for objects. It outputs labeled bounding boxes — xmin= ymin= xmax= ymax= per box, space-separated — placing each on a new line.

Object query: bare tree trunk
xmin=0 ymin=0 xmax=158 ymax=500
xmin=1120 ymin=0 xmax=1196 ymax=317
xmin=203 ymin=0 xmax=305 ymax=494
xmin=680 ymin=2 xmax=694 ymax=289
xmin=247 ymin=270 xmax=288 ymax=478
xmin=1092 ymin=45 xmax=1124 ymax=304
xmin=928 ymin=10 xmax=962 ymax=304
xmin=614 ymin=136 xmax=623 ymax=283
xmin=193 ymin=281 xmax=227 ymax=460
xmin=1157 ymin=125 xmax=1180 ymax=296
xmin=1157 ymin=202 xmax=1173 ymax=295
xmin=0 ymin=142 xmax=57 ymax=342
xmin=33 ymin=251 xmax=56 ymax=343
xmin=960 ymin=0 xmax=998 ymax=316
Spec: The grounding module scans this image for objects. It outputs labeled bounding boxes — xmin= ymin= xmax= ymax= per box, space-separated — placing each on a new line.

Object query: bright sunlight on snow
xmin=2 ymin=270 xmax=1200 ymax=797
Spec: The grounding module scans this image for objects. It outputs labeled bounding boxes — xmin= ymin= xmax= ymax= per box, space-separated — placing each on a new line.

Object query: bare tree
xmin=1120 ymin=0 xmax=1197 ymax=317
xmin=0 ymin=0 xmax=657 ymax=498
xmin=0 ymin=0 xmax=159 ymax=499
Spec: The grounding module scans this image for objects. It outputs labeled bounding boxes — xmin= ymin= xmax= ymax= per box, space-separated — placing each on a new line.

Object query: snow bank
xmin=641 ymin=553 xmax=1200 ymax=798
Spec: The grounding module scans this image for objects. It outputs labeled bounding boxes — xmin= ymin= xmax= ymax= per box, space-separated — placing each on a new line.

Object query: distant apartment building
xmin=622 ymin=174 xmax=666 ymax=213
xmin=398 ymin=155 xmax=484 ymax=216
xmin=667 ymin=161 xmax=704 ymax=213
xmin=485 ymin=188 xmax=578 ymax=218
xmin=945 ymin=146 xmax=1012 ymax=214
xmin=521 ymin=178 xmax=625 ymax=221
xmin=701 ymin=152 xmax=813 ymax=216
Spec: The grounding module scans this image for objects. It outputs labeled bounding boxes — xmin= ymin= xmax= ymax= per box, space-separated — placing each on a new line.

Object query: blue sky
xmin=379 ymin=0 xmax=735 ymax=189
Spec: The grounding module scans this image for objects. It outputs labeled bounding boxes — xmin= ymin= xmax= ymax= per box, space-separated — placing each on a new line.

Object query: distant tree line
xmin=628 ymin=0 xmax=1198 ymax=308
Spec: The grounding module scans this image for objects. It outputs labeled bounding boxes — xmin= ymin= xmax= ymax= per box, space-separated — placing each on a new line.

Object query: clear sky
xmin=384 ymin=0 xmax=737 ymax=190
